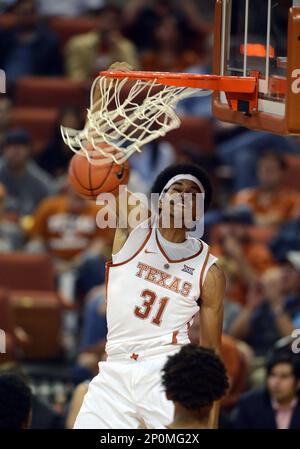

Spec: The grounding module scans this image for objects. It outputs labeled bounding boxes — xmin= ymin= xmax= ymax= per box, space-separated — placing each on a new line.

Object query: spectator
xmin=162 ymin=344 xmax=229 ymax=429
xmin=35 ymin=107 xmax=83 ymax=178
xmin=0 ymin=130 xmax=53 ymax=218
xmin=0 ymin=95 xmax=13 ymax=147
xmin=230 ymin=267 xmax=300 ymax=356
xmin=28 ymin=184 xmax=114 ymax=281
xmin=0 ymin=373 xmax=32 ymax=429
xmin=141 ymin=15 xmax=199 ymax=72
xmin=0 ymin=183 xmax=23 ymax=250
xmin=65 ymin=5 xmax=139 ymax=81
xmin=211 ymin=207 xmax=276 ymax=305
xmin=233 ymin=351 xmax=300 ymax=429
xmin=232 ymin=151 xmax=300 ymax=226
xmin=217 ymin=131 xmax=300 ymax=192
xmin=0 ymin=0 xmax=63 ymax=87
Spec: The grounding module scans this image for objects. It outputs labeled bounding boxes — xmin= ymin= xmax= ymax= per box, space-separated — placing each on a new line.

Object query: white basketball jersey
xmin=105 ymin=225 xmax=217 ymax=359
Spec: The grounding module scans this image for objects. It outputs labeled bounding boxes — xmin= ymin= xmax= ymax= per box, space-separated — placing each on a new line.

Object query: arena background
xmin=0 ymin=0 xmax=300 ymax=430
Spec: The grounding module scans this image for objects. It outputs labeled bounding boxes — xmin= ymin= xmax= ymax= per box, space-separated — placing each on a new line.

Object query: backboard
xmin=213 ymin=0 xmax=300 ymax=134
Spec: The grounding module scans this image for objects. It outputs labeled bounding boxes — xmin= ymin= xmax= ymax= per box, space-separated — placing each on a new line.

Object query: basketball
xmin=68 ymin=151 xmax=130 ymax=200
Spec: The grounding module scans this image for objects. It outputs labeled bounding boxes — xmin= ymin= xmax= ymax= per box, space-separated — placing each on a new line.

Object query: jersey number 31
xmin=134 ymin=289 xmax=169 ymax=326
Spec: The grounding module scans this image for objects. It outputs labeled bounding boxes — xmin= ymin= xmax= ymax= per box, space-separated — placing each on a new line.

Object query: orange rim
xmin=100 ymin=70 xmax=257 ymax=93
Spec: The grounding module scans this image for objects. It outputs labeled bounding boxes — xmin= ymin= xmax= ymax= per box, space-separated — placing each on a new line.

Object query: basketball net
xmin=61 ymin=75 xmax=210 ymax=165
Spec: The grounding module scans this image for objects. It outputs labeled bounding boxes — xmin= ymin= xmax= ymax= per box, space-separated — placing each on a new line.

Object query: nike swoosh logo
xmin=145 ymin=249 xmax=157 ymax=254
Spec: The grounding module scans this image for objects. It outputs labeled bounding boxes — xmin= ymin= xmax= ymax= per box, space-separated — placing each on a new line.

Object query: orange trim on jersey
xmin=105 ymin=262 xmax=110 ymax=305
xmin=199 ymin=246 xmax=210 ymax=296
xmin=172 ymin=330 xmax=179 ymax=344
xmin=107 ymin=227 xmax=152 ymax=268
xmin=155 ymin=229 xmax=203 ymax=264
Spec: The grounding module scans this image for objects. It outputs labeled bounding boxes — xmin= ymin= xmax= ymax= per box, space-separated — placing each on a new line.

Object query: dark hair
xmin=151 ymin=164 xmax=213 ymax=212
xmin=0 ymin=373 xmax=32 ymax=429
xmin=162 ymin=344 xmax=229 ymax=410
xmin=259 ymin=150 xmax=287 ymax=170
xmin=266 ymin=350 xmax=300 ymax=380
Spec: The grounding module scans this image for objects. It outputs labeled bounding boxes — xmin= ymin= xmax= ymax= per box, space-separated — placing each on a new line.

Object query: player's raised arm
xmin=88 ymin=62 xmax=151 ymax=251
xmin=199 ymin=263 xmax=226 ymax=428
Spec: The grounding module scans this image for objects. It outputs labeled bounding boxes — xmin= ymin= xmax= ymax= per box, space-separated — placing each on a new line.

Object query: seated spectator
xmin=0 ymin=130 xmax=53 ymax=219
xmin=0 ymin=373 xmax=32 ymax=429
xmin=162 ymin=344 xmax=229 ymax=429
xmin=141 ymin=15 xmax=199 ymax=72
xmin=232 ymin=151 xmax=300 ymax=226
xmin=233 ymin=350 xmax=300 ymax=429
xmin=217 ymin=131 xmax=300 ymax=192
xmin=0 ymin=0 xmax=62 ymax=88
xmin=28 ymin=184 xmax=114 ymax=281
xmin=0 ymin=183 xmax=23 ymax=250
xmin=65 ymin=5 xmax=139 ymax=81
xmin=211 ymin=207 xmax=276 ymax=305
xmin=35 ymin=107 xmax=83 ymax=178
xmin=230 ymin=266 xmax=300 ymax=356
xmin=0 ymin=95 xmax=13 ymax=147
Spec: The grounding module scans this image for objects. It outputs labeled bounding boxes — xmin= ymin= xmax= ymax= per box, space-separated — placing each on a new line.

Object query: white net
xmin=61 ymin=75 xmax=210 ymax=165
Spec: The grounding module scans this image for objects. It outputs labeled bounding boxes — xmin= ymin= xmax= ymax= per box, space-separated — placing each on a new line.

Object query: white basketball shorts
xmin=73 ymin=350 xmax=177 ymax=429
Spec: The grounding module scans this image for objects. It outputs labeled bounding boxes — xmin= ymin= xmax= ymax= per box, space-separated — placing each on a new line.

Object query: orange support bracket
xmin=100 ymin=70 xmax=259 ymax=114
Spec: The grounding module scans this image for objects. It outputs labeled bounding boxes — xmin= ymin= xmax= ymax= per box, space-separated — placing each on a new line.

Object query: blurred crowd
xmin=0 ymin=0 xmax=300 ymax=430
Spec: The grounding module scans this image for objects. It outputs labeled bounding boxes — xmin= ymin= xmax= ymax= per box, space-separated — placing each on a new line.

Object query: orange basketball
xmin=68 ymin=151 xmax=130 ymax=200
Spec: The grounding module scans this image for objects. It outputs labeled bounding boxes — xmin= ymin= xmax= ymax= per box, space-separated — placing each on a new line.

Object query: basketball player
xmin=162 ymin=344 xmax=229 ymax=429
xmin=74 ymin=162 xmax=226 ymax=429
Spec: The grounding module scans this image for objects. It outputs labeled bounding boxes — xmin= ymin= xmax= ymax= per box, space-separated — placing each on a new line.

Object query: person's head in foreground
xmin=162 ymin=344 xmax=229 ymax=429
xmin=0 ymin=373 xmax=32 ymax=429
xmin=151 ymin=164 xmax=212 ymax=232
xmin=266 ymin=350 xmax=300 ymax=406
